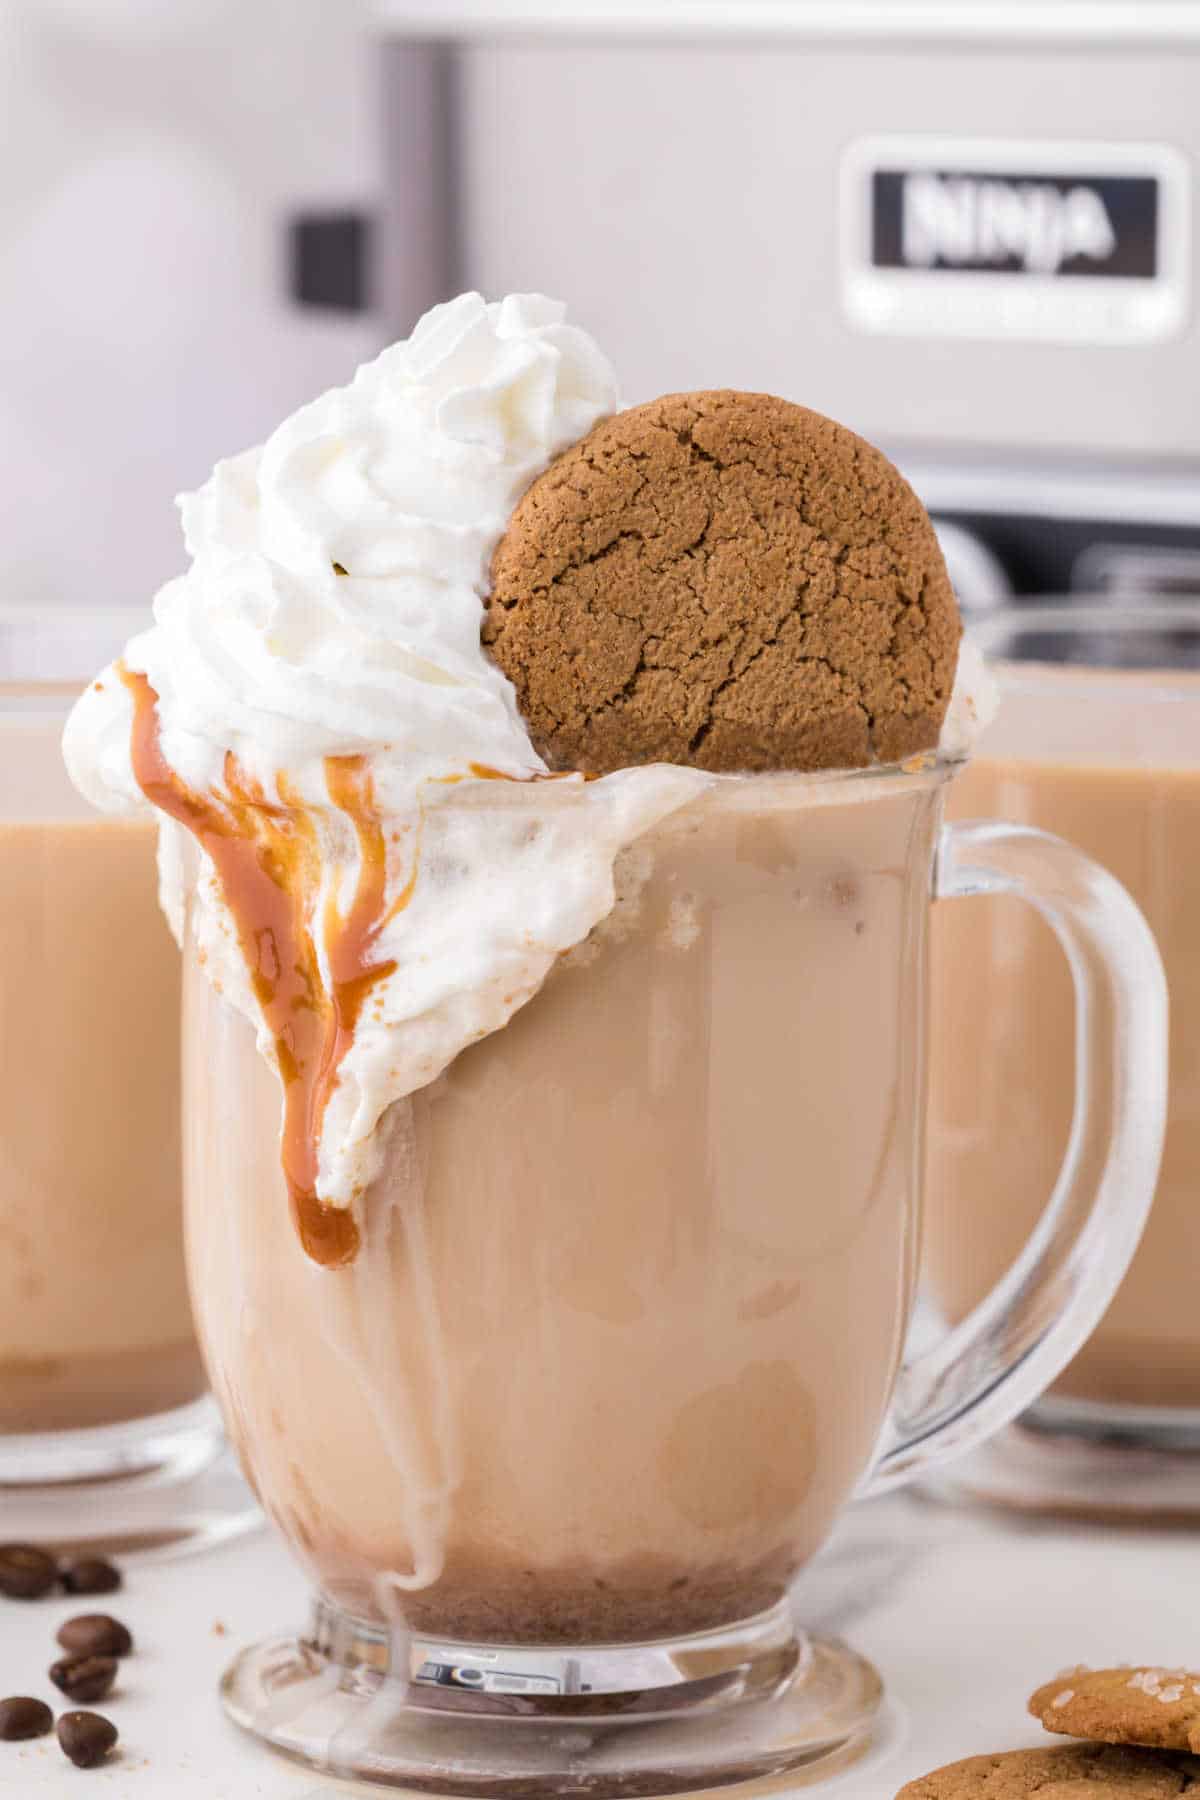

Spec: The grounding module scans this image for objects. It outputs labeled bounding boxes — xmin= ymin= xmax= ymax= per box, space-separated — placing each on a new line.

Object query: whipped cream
xmin=940 ymin=637 xmax=998 ymax=761
xmin=64 ymin=288 xmax=988 ymax=1236
xmin=64 ymin=292 xmax=710 ymax=1220
xmin=67 ymin=292 xmax=621 ymax=811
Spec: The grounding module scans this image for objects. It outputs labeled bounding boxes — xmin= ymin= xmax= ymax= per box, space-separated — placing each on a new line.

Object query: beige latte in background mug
xmin=0 ymin=613 xmax=203 ymax=1458
xmin=0 ymin=609 xmax=255 ymax=1553
xmin=926 ymin=602 xmax=1200 ymax=1514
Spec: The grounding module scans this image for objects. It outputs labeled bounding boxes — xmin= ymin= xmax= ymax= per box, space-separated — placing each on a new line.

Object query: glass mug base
xmin=220 ymin=1594 xmax=888 ymax=1797
xmin=0 ymin=1396 xmax=261 ymax=1559
xmin=925 ymin=1401 xmax=1200 ymax=1525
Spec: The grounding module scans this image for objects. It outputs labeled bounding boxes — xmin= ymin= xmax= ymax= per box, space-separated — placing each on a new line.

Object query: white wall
xmin=1 ymin=0 xmax=384 ymax=616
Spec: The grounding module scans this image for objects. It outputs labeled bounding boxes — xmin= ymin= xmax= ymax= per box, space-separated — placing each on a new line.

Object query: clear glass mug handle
xmin=861 ymin=818 xmax=1169 ymax=1495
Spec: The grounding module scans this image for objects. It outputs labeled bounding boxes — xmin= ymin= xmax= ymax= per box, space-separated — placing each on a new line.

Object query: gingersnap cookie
xmin=897 ymin=1744 xmax=1200 ymax=1798
xmin=484 ymin=389 xmax=960 ymax=775
xmin=1030 ymin=1670 xmax=1200 ymax=1756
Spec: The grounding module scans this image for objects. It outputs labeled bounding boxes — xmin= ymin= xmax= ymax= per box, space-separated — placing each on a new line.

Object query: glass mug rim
xmin=969 ymin=598 xmax=1200 ymax=698
xmin=971 ymin=597 xmax=1200 ymax=638
xmin=158 ymin=754 xmax=965 ymax=829
xmin=0 ymin=603 xmax=152 ymax=714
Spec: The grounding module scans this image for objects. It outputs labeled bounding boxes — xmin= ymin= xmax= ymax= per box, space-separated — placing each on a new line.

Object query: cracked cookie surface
xmin=897 ymin=1744 xmax=1200 ymax=1798
xmin=1030 ymin=1670 xmax=1200 ymax=1756
xmin=484 ymin=389 xmax=959 ymax=774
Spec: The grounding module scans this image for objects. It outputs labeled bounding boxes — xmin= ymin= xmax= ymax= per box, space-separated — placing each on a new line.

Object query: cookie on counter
xmin=897 ymin=1743 xmax=1200 ymax=1798
xmin=1030 ymin=1669 xmax=1200 ymax=1755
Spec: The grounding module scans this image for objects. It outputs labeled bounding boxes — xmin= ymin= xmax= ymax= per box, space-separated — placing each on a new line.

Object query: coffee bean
xmin=59 ymin=1557 xmax=122 ymax=1597
xmin=49 ymin=1656 xmax=117 ymax=1705
xmin=56 ymin=1614 xmax=133 ymax=1659
xmin=0 ymin=1695 xmax=53 ymax=1740
xmin=57 ymin=1711 xmax=117 ymax=1769
xmin=0 ymin=1543 xmax=59 ymax=1600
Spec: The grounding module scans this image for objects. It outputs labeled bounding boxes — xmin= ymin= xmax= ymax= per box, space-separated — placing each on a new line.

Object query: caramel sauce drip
xmin=465 ymin=762 xmax=580 ymax=784
xmin=122 ymin=667 xmax=411 ymax=1268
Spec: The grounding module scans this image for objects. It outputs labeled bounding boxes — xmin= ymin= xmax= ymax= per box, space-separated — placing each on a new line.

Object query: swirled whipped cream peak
xmin=64 ymin=290 xmax=983 ymax=1267
xmin=68 ymin=291 xmax=622 ymax=811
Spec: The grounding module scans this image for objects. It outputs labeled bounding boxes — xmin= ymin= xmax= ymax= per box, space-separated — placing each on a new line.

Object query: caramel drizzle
xmin=122 ymin=667 xmax=412 ymax=1268
xmin=463 ymin=762 xmax=580 ymax=784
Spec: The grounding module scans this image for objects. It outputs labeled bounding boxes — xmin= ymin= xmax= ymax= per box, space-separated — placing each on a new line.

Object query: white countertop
xmin=3 ymin=1486 xmax=1195 ymax=1798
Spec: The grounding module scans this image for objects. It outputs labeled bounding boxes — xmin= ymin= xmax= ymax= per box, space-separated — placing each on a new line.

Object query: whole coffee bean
xmin=57 ymin=1711 xmax=117 ymax=1769
xmin=0 ymin=1542 xmax=58 ymax=1600
xmin=0 ymin=1695 xmax=53 ymax=1740
xmin=49 ymin=1655 xmax=117 ymax=1705
xmin=56 ymin=1614 xmax=133 ymax=1659
xmin=59 ymin=1557 xmax=122 ymax=1597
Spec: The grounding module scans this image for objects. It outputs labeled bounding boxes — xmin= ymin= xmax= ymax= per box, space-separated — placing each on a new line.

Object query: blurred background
xmin=4 ymin=0 xmax=1198 ymax=618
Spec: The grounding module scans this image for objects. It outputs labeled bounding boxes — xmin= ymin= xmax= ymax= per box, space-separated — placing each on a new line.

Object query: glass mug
xmin=927 ymin=601 xmax=1200 ymax=1517
xmin=0 ymin=607 xmax=256 ymax=1553
xmin=185 ymin=758 xmax=1166 ymax=1796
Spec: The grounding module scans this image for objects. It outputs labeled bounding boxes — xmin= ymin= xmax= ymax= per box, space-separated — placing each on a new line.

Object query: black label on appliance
xmin=870 ymin=170 xmax=1158 ymax=279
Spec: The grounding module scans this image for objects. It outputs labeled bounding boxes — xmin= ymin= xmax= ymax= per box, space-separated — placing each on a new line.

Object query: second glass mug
xmin=925 ymin=602 xmax=1200 ymax=1515
xmin=0 ymin=607 xmax=259 ymax=1554
xmin=0 ymin=620 xmax=201 ymax=1463
xmin=184 ymin=758 xmax=1166 ymax=1796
